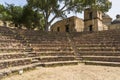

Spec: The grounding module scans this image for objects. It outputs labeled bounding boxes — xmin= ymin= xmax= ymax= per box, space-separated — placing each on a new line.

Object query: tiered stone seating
xmin=19 ymin=30 xmax=78 ymax=67
xmin=0 ymin=26 xmax=78 ymax=79
xmin=0 ymin=27 xmax=35 ymax=79
xmin=2 ymin=26 xmax=120 ymax=79
xmin=72 ymin=29 xmax=120 ymax=66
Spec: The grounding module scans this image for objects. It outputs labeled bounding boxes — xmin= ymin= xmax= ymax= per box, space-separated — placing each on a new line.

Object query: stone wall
xmin=74 ymin=17 xmax=84 ymax=32
xmin=84 ymin=8 xmax=103 ymax=21
xmin=103 ymin=16 xmax=112 ymax=26
xmin=50 ymin=16 xmax=84 ymax=32
xmin=109 ymin=24 xmax=120 ymax=30
xmin=84 ymin=8 xmax=104 ymax=32
xmin=84 ymin=19 xmax=104 ymax=31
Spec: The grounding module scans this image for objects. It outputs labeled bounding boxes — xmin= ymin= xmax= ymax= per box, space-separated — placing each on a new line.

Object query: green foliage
xmin=0 ymin=4 xmax=11 ymax=22
xmin=0 ymin=4 xmax=4 ymax=11
xmin=0 ymin=4 xmax=44 ymax=30
xmin=21 ymin=5 xmax=35 ymax=29
xmin=0 ymin=0 xmax=112 ymax=31
xmin=21 ymin=5 xmax=44 ymax=30
xmin=27 ymin=0 xmax=60 ymax=31
xmin=80 ymin=0 xmax=112 ymax=12
xmin=4 ymin=4 xmax=23 ymax=28
xmin=27 ymin=0 xmax=112 ymax=31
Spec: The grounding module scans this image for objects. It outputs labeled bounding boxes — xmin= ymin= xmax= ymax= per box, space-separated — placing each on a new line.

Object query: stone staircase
xmin=0 ymin=27 xmax=36 ymax=79
xmin=72 ymin=29 xmax=120 ymax=67
xmin=1 ymin=26 xmax=120 ymax=79
xmin=0 ymin=27 xmax=78 ymax=79
xmin=19 ymin=30 xmax=78 ymax=67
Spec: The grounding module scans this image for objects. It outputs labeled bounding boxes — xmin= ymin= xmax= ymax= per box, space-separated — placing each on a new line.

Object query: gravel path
xmin=2 ymin=64 xmax=120 ymax=80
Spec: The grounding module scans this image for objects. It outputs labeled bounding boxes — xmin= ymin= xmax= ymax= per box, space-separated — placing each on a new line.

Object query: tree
xmin=21 ymin=5 xmax=44 ymax=30
xmin=26 ymin=0 xmax=112 ymax=31
xmin=80 ymin=0 xmax=112 ymax=12
xmin=21 ymin=5 xmax=35 ymax=29
xmin=0 ymin=4 xmax=4 ymax=12
xmin=3 ymin=4 xmax=44 ymax=30
xmin=5 ymin=4 xmax=23 ymax=28
xmin=0 ymin=4 xmax=11 ymax=26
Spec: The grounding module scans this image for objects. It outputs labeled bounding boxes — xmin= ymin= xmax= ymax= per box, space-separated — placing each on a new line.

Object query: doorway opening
xmin=57 ymin=27 xmax=60 ymax=32
xmin=89 ymin=25 xmax=93 ymax=32
xmin=65 ymin=24 xmax=69 ymax=32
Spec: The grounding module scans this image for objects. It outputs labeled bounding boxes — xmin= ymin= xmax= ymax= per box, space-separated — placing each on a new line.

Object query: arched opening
xmin=65 ymin=24 xmax=69 ymax=32
xmin=57 ymin=27 xmax=60 ymax=32
xmin=88 ymin=25 xmax=93 ymax=32
xmin=89 ymin=12 xmax=93 ymax=19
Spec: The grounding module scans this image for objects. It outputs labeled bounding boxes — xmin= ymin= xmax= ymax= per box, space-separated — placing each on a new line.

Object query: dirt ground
xmin=2 ymin=64 xmax=120 ymax=80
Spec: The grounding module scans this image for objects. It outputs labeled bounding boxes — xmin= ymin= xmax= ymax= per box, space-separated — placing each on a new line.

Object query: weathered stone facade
xmin=51 ymin=16 xmax=84 ymax=32
xmin=109 ymin=24 xmax=120 ymax=30
xmin=102 ymin=13 xmax=112 ymax=26
xmin=50 ymin=8 xmax=110 ymax=32
xmin=84 ymin=8 xmax=104 ymax=31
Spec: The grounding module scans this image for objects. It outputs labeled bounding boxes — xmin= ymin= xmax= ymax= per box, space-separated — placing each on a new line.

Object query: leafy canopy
xmin=0 ymin=4 xmax=44 ymax=30
xmin=26 ymin=0 xmax=112 ymax=31
xmin=0 ymin=0 xmax=112 ymax=31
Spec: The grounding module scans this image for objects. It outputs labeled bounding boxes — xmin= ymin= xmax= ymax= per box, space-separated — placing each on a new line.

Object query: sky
xmin=0 ymin=0 xmax=27 ymax=6
xmin=0 ymin=0 xmax=119 ymax=20
xmin=107 ymin=0 xmax=119 ymax=20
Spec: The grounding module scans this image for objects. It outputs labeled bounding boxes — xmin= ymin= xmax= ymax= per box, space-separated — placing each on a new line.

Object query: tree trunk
xmin=44 ymin=21 xmax=50 ymax=31
xmin=44 ymin=11 xmax=50 ymax=31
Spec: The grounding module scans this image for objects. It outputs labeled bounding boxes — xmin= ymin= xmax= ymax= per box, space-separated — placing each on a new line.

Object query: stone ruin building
xmin=50 ymin=8 xmax=120 ymax=32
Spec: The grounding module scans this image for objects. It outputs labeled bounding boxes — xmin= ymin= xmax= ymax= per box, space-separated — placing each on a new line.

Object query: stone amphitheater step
xmin=0 ymin=33 xmax=16 ymax=36
xmin=0 ymin=40 xmax=21 ymax=43
xmin=30 ymin=44 xmax=70 ymax=47
xmin=0 ymin=52 xmax=27 ymax=60
xmin=40 ymin=61 xmax=78 ymax=67
xmin=0 ymin=58 xmax=32 ymax=69
xmin=76 ymin=44 xmax=120 ymax=47
xmin=84 ymin=61 xmax=120 ymax=67
xmin=0 ymin=63 xmax=37 ymax=79
xmin=0 ymin=48 xmax=26 ymax=52
xmin=79 ymin=51 xmax=120 ymax=56
xmin=0 ymin=45 xmax=26 ymax=49
xmin=0 ymin=42 xmax=22 ymax=45
xmin=31 ymin=40 xmax=68 ymax=43
xmin=0 ymin=38 xmax=17 ymax=40
xmin=27 ymin=41 xmax=69 ymax=44
xmin=77 ymin=47 xmax=120 ymax=51
xmin=75 ymin=41 xmax=120 ymax=44
xmin=31 ymin=56 xmax=76 ymax=62
xmin=32 ymin=59 xmax=39 ymax=63
xmin=82 ymin=56 xmax=120 ymax=62
xmin=28 ymin=51 xmax=74 ymax=57
xmin=33 ymin=46 xmax=72 ymax=49
xmin=33 ymin=48 xmax=73 ymax=51
xmin=25 ymin=37 xmax=68 ymax=40
xmin=73 ymin=38 xmax=115 ymax=40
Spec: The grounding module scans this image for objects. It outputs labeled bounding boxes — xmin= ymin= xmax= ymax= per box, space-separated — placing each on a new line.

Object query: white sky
xmin=107 ymin=0 xmax=120 ymax=20
xmin=0 ymin=0 xmax=27 ymax=6
xmin=0 ymin=0 xmax=119 ymax=20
